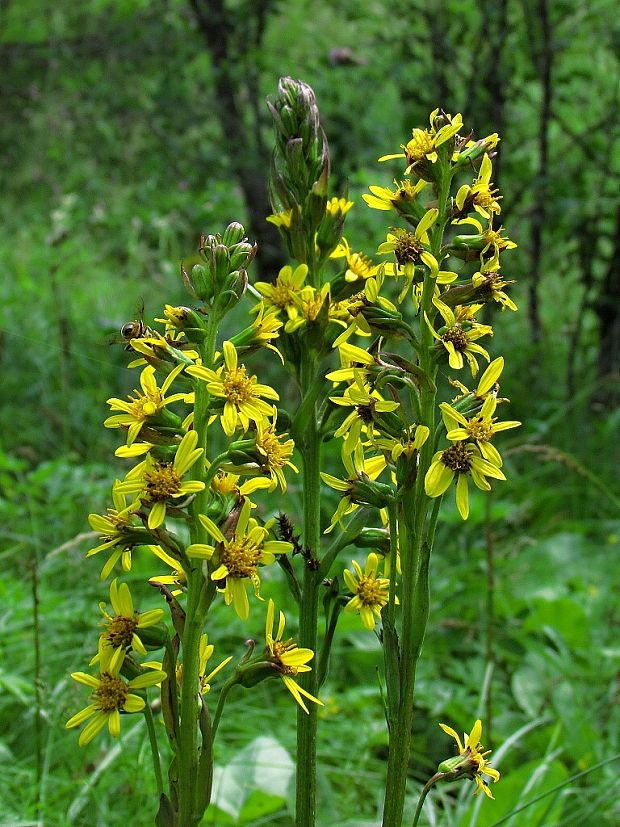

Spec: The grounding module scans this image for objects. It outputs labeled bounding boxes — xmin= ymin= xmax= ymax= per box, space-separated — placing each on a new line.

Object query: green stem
xmin=382 ymin=499 xmax=401 ymax=728
xmin=484 ymin=493 xmax=495 ymax=742
xmin=143 ymin=694 xmax=165 ymax=797
xmin=382 ymin=164 xmax=450 ymax=827
xmin=177 ymin=317 xmax=219 ymax=826
xmin=295 ymin=356 xmax=323 ymax=827
xmin=411 ymin=773 xmax=443 ymax=827
xmin=211 ymin=676 xmax=237 ymax=740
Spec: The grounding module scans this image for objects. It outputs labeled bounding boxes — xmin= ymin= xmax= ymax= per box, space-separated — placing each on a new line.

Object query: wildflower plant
xmin=67 ymin=78 xmax=519 ymax=826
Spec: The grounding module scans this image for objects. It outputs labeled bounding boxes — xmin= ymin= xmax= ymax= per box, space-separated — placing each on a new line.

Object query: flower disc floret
xmin=186 ymin=341 xmax=279 ymax=436
xmin=95 ymin=579 xmax=164 ymax=659
xmin=196 ymin=499 xmax=293 ymax=619
xmin=115 ymin=430 xmax=205 ymax=529
xmin=425 ymin=441 xmax=505 ymax=520
xmin=440 ymin=396 xmax=520 ymax=466
xmin=343 ymin=553 xmax=391 ymax=630
xmin=66 ymin=647 xmax=166 ymax=746
xmin=254 ymin=263 xmax=308 ymax=319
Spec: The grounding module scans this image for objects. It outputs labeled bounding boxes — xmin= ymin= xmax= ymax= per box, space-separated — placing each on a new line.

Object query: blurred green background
xmin=1 ymin=1 xmax=619 ymax=825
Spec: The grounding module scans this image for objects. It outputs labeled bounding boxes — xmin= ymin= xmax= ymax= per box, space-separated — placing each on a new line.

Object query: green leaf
xmin=523 ymin=597 xmax=589 ymax=649
xmin=238 ymin=789 xmax=287 ymax=822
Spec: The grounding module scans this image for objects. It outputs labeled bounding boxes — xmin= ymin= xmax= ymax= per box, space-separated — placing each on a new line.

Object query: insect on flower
xmin=110 ymin=300 xmax=153 ymax=350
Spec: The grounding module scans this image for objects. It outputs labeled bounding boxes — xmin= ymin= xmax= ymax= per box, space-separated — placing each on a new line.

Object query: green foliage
xmin=1 ymin=0 xmax=619 ymax=823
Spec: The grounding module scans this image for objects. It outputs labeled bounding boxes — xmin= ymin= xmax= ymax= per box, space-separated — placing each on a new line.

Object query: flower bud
xmin=229 ymin=241 xmax=257 ymax=272
xmin=222 ymin=221 xmax=246 ymax=247
xmin=354 ymin=527 xmax=390 ymax=552
xmin=235 ymin=660 xmax=279 ymax=688
xmin=348 ymin=477 xmax=394 ymax=509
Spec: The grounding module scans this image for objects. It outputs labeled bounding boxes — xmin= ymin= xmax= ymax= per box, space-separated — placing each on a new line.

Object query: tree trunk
xmin=189 ymin=0 xmax=285 ymax=280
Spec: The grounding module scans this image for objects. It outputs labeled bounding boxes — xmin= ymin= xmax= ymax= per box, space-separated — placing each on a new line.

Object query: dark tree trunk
xmin=593 ymin=203 xmax=620 ymax=397
xmin=524 ymin=0 xmax=553 ymax=343
xmin=189 ymin=0 xmax=285 ymax=280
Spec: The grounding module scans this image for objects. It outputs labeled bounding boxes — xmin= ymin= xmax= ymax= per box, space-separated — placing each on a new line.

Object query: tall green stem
xmin=295 ymin=353 xmax=322 ymax=827
xmin=382 ymin=166 xmax=450 ymax=826
xmin=177 ymin=319 xmax=219 ymax=826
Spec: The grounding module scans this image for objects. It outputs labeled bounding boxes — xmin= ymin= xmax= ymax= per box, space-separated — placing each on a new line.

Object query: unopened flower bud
xmin=222 ymin=222 xmax=246 ymax=247
xmin=354 ymin=527 xmax=390 ymax=552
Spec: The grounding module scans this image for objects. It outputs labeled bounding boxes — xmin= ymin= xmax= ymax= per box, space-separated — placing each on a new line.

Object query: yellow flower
xmin=266 ymin=208 xmax=294 ymax=228
xmin=372 ymin=423 xmax=430 ymax=461
xmin=426 ymin=300 xmax=492 ymax=377
xmin=194 ymin=498 xmax=293 ymax=619
xmin=362 ymin=179 xmax=426 ymax=212
xmin=330 ymin=370 xmax=400 ymax=455
xmin=66 ymin=647 xmax=166 ymax=746
xmin=453 ymin=217 xmax=517 ymax=259
xmin=265 ymin=599 xmax=323 ymax=713
xmin=186 ymin=341 xmax=279 ymax=437
xmin=438 ymin=719 xmax=500 ymax=799
xmin=326 ymin=341 xmax=377 ymax=385
xmin=115 ymin=430 xmax=205 ymax=529
xmin=147 ymin=544 xmax=187 ymax=596
xmin=424 ymin=441 xmax=505 ymax=520
xmin=320 ymin=443 xmax=388 ymax=532
xmin=87 ymin=482 xmax=144 ymax=578
xmin=377 ymin=209 xmax=440 ymax=282
xmin=455 ymin=155 xmax=502 ymax=220
xmin=127 ymin=329 xmax=199 ymax=366
xmin=210 ymin=469 xmax=273 ymax=498
xmin=254 ymin=263 xmax=308 ymax=319
xmin=198 ymin=634 xmax=233 ymax=693
xmin=343 ymin=553 xmax=391 ymax=630
xmin=440 ymin=396 xmax=521 ymax=467
xmin=283 ymin=283 xmax=330 ymax=334
xmin=379 ymin=110 xmax=463 ymax=175
xmin=93 ymin=579 xmax=164 ymax=661
xmin=105 ymin=364 xmax=188 ymax=446
xmin=471 ymin=252 xmax=517 ymax=311
xmin=254 ymin=412 xmax=299 ymax=491
xmin=330 ymin=237 xmax=378 ymax=283
xmin=447 ymin=356 xmax=507 ymax=403
xmin=325 ymin=196 xmax=354 ymax=218
xmin=233 ymin=302 xmax=283 ymax=361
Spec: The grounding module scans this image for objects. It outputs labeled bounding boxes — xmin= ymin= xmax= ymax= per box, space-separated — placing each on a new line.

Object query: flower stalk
xmin=67 ymin=86 xmax=517 ymax=827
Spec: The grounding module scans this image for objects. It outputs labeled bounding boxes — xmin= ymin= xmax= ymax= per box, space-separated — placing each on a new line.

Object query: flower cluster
xmin=67 ymin=223 xmax=321 ymax=753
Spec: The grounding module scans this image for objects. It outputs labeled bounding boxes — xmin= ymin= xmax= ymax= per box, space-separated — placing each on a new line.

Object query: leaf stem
xmin=143 ymin=695 xmax=165 ymax=797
